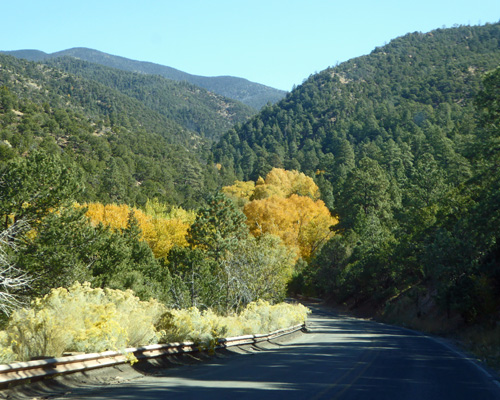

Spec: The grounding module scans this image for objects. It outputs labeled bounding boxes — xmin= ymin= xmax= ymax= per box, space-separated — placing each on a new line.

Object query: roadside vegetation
xmin=0 ymin=283 xmax=309 ymax=363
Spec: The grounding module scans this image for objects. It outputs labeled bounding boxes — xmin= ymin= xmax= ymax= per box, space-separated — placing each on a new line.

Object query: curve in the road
xmin=16 ymin=303 xmax=500 ymax=400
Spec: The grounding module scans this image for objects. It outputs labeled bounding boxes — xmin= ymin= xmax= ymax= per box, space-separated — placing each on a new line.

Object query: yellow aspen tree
xmin=84 ymin=203 xmax=153 ymax=240
xmin=251 ymin=175 xmax=286 ymax=200
xmin=84 ymin=203 xmax=129 ymax=231
xmin=222 ymin=180 xmax=256 ymax=206
xmin=142 ymin=200 xmax=194 ymax=258
xmin=164 ymin=206 xmax=196 ymax=225
xmin=223 ymin=168 xmax=320 ymax=203
xmin=81 ymin=201 xmax=200 ymax=259
xmin=143 ymin=198 xmax=171 ymax=219
xmin=287 ymin=195 xmax=337 ymax=259
xmin=247 ymin=168 xmax=320 ymax=200
xmin=265 ymin=168 xmax=320 ymax=199
xmin=244 ymin=194 xmax=337 ymax=261
xmin=147 ymin=217 xmax=191 ymax=259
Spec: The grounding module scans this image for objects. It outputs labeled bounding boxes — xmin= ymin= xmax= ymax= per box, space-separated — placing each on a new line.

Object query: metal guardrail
xmin=0 ymin=323 xmax=304 ymax=389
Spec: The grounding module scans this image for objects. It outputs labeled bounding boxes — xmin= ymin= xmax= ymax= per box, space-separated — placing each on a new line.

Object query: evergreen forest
xmin=1 ymin=22 xmax=500 ymax=364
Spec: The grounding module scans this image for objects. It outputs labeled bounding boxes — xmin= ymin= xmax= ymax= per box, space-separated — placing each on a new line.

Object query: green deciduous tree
xmin=221 ymin=234 xmax=296 ymax=308
xmin=167 ymin=192 xmax=250 ymax=313
xmin=166 ymin=246 xmax=216 ymax=309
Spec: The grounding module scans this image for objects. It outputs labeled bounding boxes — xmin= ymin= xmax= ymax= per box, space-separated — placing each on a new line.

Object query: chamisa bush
xmin=3 ymin=282 xmax=166 ymax=362
xmin=157 ymin=300 xmax=310 ymax=348
xmin=0 ymin=285 xmax=310 ymax=363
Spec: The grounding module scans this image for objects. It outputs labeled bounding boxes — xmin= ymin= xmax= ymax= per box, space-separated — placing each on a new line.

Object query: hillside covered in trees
xmin=41 ymin=56 xmax=256 ymax=141
xmin=2 ymin=47 xmax=287 ymax=109
xmin=0 ymin=22 xmax=500 ymax=364
xmin=0 ymin=53 xmax=227 ymax=207
xmin=214 ymin=22 xmax=500 ymax=327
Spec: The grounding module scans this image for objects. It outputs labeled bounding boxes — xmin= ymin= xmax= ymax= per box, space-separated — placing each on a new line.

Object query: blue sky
xmin=2 ymin=0 xmax=500 ymax=90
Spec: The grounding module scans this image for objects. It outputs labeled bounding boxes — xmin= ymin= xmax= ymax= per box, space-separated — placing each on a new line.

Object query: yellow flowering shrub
xmin=0 ymin=284 xmax=309 ymax=363
xmin=236 ymin=300 xmax=310 ymax=335
xmin=3 ymin=283 xmax=166 ymax=361
xmin=158 ymin=300 xmax=310 ymax=347
xmin=0 ymin=332 xmax=16 ymax=364
xmin=157 ymin=307 xmax=229 ymax=349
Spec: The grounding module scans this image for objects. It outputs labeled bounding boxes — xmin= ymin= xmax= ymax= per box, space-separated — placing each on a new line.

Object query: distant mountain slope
xmin=41 ymin=56 xmax=255 ymax=141
xmin=1 ymin=49 xmax=48 ymax=62
xmin=0 ymin=53 xmax=221 ymax=207
xmin=2 ymin=48 xmax=287 ymax=109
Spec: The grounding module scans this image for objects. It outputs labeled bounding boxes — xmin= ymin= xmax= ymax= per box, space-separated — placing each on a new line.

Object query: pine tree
xmin=187 ymin=192 xmax=248 ymax=263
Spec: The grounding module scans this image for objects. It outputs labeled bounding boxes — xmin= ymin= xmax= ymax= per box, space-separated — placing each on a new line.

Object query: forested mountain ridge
xmin=214 ymin=23 xmax=500 ymax=185
xmin=0 ymin=54 xmax=194 ymax=144
xmin=40 ymin=56 xmax=255 ymax=141
xmin=0 ymin=53 xmax=221 ymax=207
xmin=214 ymin=22 xmax=500 ymax=328
xmin=2 ymin=47 xmax=287 ymax=109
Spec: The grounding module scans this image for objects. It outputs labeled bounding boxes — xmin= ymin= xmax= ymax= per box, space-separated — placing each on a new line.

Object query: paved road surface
xmin=51 ymin=304 xmax=500 ymax=399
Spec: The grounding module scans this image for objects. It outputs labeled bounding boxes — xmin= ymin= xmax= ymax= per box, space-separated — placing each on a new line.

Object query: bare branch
xmin=0 ymin=220 xmax=33 ymax=315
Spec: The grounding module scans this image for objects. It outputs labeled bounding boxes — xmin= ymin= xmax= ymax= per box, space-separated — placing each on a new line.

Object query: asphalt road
xmin=51 ymin=304 xmax=500 ymax=399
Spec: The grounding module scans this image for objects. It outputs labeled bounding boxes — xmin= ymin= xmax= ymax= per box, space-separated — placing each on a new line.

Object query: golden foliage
xmin=142 ymin=200 xmax=195 ymax=258
xmin=81 ymin=202 xmax=192 ymax=259
xmin=221 ymin=180 xmax=256 ymax=206
xmin=84 ymin=203 xmax=151 ymax=236
xmin=252 ymin=168 xmax=320 ymax=200
xmin=148 ymin=217 xmax=191 ymax=259
xmin=244 ymin=194 xmax=337 ymax=260
xmin=142 ymin=199 xmax=196 ymax=224
xmin=223 ymin=168 xmax=320 ymax=204
xmin=222 ymin=168 xmax=334 ymax=260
